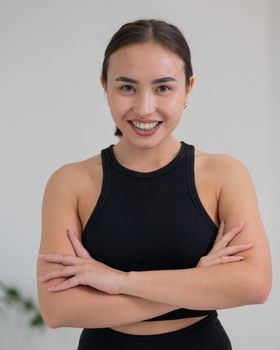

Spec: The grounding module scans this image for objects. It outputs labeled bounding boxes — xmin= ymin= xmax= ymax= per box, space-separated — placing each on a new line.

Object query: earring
xmin=183 ymin=103 xmax=187 ymax=109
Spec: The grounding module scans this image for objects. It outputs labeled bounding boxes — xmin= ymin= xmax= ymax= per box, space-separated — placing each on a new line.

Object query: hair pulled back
xmin=101 ymin=18 xmax=193 ymax=137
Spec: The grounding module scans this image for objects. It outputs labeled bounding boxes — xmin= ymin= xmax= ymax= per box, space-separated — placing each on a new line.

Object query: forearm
xmin=39 ymin=285 xmax=178 ymax=329
xmin=120 ymin=260 xmax=270 ymax=310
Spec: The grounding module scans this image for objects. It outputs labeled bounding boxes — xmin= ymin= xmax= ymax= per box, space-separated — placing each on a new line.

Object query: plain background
xmin=0 ymin=0 xmax=279 ymax=349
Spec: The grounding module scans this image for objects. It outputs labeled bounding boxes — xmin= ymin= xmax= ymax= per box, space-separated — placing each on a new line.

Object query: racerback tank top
xmin=82 ymin=141 xmax=219 ymax=321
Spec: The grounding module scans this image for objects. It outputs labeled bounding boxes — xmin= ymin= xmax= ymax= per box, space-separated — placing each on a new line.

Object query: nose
xmin=133 ymin=92 xmax=156 ymax=117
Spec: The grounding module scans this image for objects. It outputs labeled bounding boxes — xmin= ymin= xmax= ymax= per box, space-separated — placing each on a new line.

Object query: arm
xmin=119 ymin=155 xmax=272 ymax=309
xmin=37 ymin=164 xmax=178 ymax=329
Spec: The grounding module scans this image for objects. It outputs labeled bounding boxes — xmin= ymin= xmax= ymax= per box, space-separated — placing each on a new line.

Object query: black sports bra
xmin=82 ymin=141 xmax=218 ymax=321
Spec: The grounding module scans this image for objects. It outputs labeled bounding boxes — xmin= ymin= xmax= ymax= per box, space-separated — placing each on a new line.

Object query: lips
xmin=128 ymin=119 xmax=162 ymax=123
xmin=128 ymin=120 xmax=162 ymax=136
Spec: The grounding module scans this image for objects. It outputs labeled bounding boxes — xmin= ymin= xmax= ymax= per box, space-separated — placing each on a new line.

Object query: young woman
xmin=37 ymin=19 xmax=272 ymax=349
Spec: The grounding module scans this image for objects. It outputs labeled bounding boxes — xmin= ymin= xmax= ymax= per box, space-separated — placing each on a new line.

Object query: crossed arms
xmin=37 ymin=155 xmax=272 ymax=328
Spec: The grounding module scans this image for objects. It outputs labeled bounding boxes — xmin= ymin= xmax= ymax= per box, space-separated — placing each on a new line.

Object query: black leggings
xmin=77 ymin=311 xmax=232 ymax=349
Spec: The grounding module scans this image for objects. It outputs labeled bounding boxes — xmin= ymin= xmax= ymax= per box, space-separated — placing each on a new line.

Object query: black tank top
xmin=82 ymin=141 xmax=218 ymax=321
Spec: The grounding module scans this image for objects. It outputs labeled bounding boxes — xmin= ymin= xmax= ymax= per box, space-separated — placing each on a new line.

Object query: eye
xmin=120 ymin=85 xmax=135 ymax=93
xmin=157 ymin=85 xmax=172 ymax=93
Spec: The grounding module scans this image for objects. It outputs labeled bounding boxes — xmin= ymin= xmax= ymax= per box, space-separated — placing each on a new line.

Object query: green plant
xmin=0 ymin=280 xmax=45 ymax=328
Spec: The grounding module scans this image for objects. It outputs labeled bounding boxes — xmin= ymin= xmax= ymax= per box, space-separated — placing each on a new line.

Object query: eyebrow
xmin=114 ymin=76 xmax=177 ymax=84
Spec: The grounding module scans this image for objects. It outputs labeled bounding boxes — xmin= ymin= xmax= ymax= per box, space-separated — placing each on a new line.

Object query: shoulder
xmin=194 ymin=147 xmax=260 ymax=223
xmin=194 ymin=147 xmax=253 ymax=191
xmin=44 ymin=153 xmax=102 ymax=198
xmin=195 ymin=147 xmax=249 ymax=174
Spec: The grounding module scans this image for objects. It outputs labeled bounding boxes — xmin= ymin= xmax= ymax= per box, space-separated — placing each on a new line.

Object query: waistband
xmin=103 ymin=311 xmax=218 ymax=339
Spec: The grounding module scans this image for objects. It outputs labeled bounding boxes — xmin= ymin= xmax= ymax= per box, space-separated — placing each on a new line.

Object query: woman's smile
xmin=128 ymin=120 xmax=163 ymax=136
xmin=103 ymin=41 xmax=192 ymax=146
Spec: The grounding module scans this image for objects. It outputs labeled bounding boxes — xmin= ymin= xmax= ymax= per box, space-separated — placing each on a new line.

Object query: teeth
xmin=131 ymin=121 xmax=159 ymax=130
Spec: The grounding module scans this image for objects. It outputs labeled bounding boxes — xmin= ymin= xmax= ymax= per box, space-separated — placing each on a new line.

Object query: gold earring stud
xmin=183 ymin=103 xmax=187 ymax=109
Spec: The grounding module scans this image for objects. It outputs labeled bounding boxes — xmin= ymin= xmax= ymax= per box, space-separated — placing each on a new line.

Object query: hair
xmin=101 ymin=18 xmax=193 ymax=138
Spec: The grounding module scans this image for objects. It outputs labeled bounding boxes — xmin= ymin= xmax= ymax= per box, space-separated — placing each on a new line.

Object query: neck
xmin=112 ymin=136 xmax=182 ymax=172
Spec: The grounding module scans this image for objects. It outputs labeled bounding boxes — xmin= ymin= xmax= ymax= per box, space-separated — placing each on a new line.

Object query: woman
xmin=37 ymin=19 xmax=272 ymax=349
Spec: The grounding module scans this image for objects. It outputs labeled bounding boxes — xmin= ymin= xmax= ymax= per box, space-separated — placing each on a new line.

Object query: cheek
xmin=107 ymin=95 xmax=128 ymax=116
xmin=163 ymin=98 xmax=184 ymax=115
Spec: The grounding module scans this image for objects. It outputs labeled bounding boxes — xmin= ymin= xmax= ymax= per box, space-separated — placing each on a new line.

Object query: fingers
xmin=38 ymin=266 xmax=77 ymax=282
xmin=198 ymin=241 xmax=254 ymax=267
xmin=47 ymin=277 xmax=79 ymax=292
xmin=38 ymin=229 xmax=91 ymax=266
xmin=222 ymin=222 xmax=244 ymax=246
xmin=214 ymin=220 xmax=225 ymax=243
xmin=68 ymin=229 xmax=91 ymax=259
xmin=198 ymin=220 xmax=254 ymax=268
xmin=211 ymin=222 xmax=244 ymax=253
xmin=39 ymin=254 xmax=82 ymax=266
xmin=200 ymin=255 xmax=245 ymax=267
xmin=215 ymin=242 xmax=254 ymax=258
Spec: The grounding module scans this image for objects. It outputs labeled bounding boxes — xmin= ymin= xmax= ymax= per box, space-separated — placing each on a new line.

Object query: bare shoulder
xmin=194 ymin=148 xmax=251 ymax=183
xmin=41 ymin=153 xmax=103 ymax=242
xmin=195 ymin=147 xmax=246 ymax=167
xmin=195 ymin=147 xmax=262 ymax=228
xmin=45 ymin=153 xmax=102 ymax=195
xmin=193 ymin=147 xmax=255 ymax=210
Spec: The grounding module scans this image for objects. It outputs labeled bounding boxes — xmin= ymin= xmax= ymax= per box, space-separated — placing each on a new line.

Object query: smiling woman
xmin=37 ymin=18 xmax=272 ymax=350
xmin=100 ymin=40 xmax=194 ymax=155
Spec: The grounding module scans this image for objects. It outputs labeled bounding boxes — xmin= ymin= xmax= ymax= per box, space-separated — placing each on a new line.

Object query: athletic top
xmin=82 ymin=141 xmax=219 ymax=321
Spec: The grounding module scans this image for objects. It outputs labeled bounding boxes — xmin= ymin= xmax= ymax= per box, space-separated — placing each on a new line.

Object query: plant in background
xmin=0 ymin=280 xmax=45 ymax=328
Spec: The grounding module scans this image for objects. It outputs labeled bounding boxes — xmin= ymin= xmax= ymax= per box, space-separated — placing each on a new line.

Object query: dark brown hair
xmin=101 ymin=18 xmax=193 ymax=137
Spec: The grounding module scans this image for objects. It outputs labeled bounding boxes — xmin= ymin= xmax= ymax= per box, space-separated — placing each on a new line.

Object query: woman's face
xmin=102 ymin=41 xmax=194 ymax=147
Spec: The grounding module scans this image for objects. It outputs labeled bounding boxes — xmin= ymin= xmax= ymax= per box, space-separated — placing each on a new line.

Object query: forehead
xmin=107 ymin=42 xmax=185 ymax=81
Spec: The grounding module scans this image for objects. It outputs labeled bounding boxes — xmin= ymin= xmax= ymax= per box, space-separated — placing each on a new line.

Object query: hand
xmin=197 ymin=221 xmax=253 ymax=267
xmin=38 ymin=229 xmax=126 ymax=295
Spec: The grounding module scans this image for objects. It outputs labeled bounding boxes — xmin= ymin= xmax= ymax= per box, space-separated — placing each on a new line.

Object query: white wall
xmin=0 ymin=0 xmax=278 ymax=348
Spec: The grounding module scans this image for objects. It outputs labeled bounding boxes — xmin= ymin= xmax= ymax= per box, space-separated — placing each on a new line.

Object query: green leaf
xmin=0 ymin=281 xmax=45 ymax=329
xmin=5 ymin=287 xmax=21 ymax=301
xmin=23 ymin=299 xmax=34 ymax=311
xmin=30 ymin=313 xmax=45 ymax=328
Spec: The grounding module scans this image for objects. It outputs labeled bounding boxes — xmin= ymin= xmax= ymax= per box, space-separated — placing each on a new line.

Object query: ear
xmin=187 ymin=76 xmax=195 ymax=92
xmin=184 ymin=76 xmax=195 ymax=99
xmin=100 ymin=76 xmax=107 ymax=92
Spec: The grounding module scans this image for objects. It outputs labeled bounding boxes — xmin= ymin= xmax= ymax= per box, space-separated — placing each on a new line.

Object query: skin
xmin=101 ymin=41 xmax=195 ymax=170
xmin=37 ymin=41 xmax=272 ymax=335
